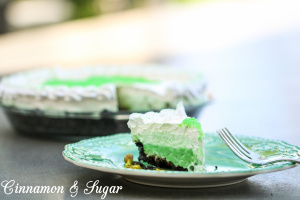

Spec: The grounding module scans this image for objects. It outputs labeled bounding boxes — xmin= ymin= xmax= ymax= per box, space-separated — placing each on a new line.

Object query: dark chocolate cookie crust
xmin=135 ymin=141 xmax=188 ymax=171
xmin=3 ymin=107 xmax=129 ymax=136
xmin=1 ymin=104 xmax=206 ymax=137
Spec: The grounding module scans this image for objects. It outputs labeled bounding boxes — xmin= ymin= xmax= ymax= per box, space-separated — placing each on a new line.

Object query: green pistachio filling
xmin=179 ymin=118 xmax=204 ymax=140
xmin=43 ymin=76 xmax=159 ymax=87
xmin=142 ymin=144 xmax=204 ymax=169
xmin=132 ymin=118 xmax=205 ymax=170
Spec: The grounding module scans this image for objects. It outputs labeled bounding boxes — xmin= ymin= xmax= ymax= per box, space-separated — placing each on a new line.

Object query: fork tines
xmin=217 ymin=128 xmax=252 ymax=162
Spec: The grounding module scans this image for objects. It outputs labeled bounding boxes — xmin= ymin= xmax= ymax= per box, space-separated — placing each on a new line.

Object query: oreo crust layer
xmin=3 ymin=107 xmax=129 ymax=136
xmin=135 ymin=141 xmax=188 ymax=171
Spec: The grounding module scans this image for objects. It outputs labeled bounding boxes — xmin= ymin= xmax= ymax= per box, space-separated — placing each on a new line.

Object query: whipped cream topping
xmin=128 ymin=102 xmax=198 ymax=141
xmin=128 ymin=102 xmax=187 ymax=125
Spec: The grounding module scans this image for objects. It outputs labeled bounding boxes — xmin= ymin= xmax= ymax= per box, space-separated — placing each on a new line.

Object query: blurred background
xmin=0 ymin=0 xmax=300 ymax=141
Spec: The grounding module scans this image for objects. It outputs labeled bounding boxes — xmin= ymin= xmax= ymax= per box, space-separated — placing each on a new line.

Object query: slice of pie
xmin=128 ymin=103 xmax=205 ymax=171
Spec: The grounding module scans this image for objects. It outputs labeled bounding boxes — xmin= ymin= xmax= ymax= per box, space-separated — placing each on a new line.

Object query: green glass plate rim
xmin=63 ymin=133 xmax=300 ymax=175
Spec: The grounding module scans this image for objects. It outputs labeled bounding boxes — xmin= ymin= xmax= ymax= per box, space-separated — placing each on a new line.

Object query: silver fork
xmin=217 ymin=128 xmax=300 ymax=165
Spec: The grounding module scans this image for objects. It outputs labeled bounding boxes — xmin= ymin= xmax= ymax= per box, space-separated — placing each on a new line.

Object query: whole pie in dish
xmin=0 ymin=66 xmax=209 ymax=114
xmin=0 ymin=65 xmax=210 ymax=136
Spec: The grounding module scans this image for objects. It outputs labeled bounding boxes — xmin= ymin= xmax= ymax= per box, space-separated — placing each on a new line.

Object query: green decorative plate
xmin=63 ymin=133 xmax=300 ymax=188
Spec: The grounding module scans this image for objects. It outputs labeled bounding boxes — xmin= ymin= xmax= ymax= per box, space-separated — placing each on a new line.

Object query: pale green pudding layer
xmin=128 ymin=102 xmax=205 ymax=171
xmin=43 ymin=76 xmax=158 ymax=87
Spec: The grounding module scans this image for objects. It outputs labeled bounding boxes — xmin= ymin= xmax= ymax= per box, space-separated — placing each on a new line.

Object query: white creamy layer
xmin=128 ymin=103 xmax=205 ymax=171
xmin=128 ymin=103 xmax=199 ymax=147
xmin=128 ymin=102 xmax=187 ymax=125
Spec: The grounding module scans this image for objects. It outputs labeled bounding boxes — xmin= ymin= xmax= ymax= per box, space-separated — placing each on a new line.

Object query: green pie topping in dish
xmin=43 ymin=76 xmax=159 ymax=87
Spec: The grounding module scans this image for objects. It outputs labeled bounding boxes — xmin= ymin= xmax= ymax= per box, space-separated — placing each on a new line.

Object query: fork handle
xmin=266 ymin=157 xmax=300 ymax=164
